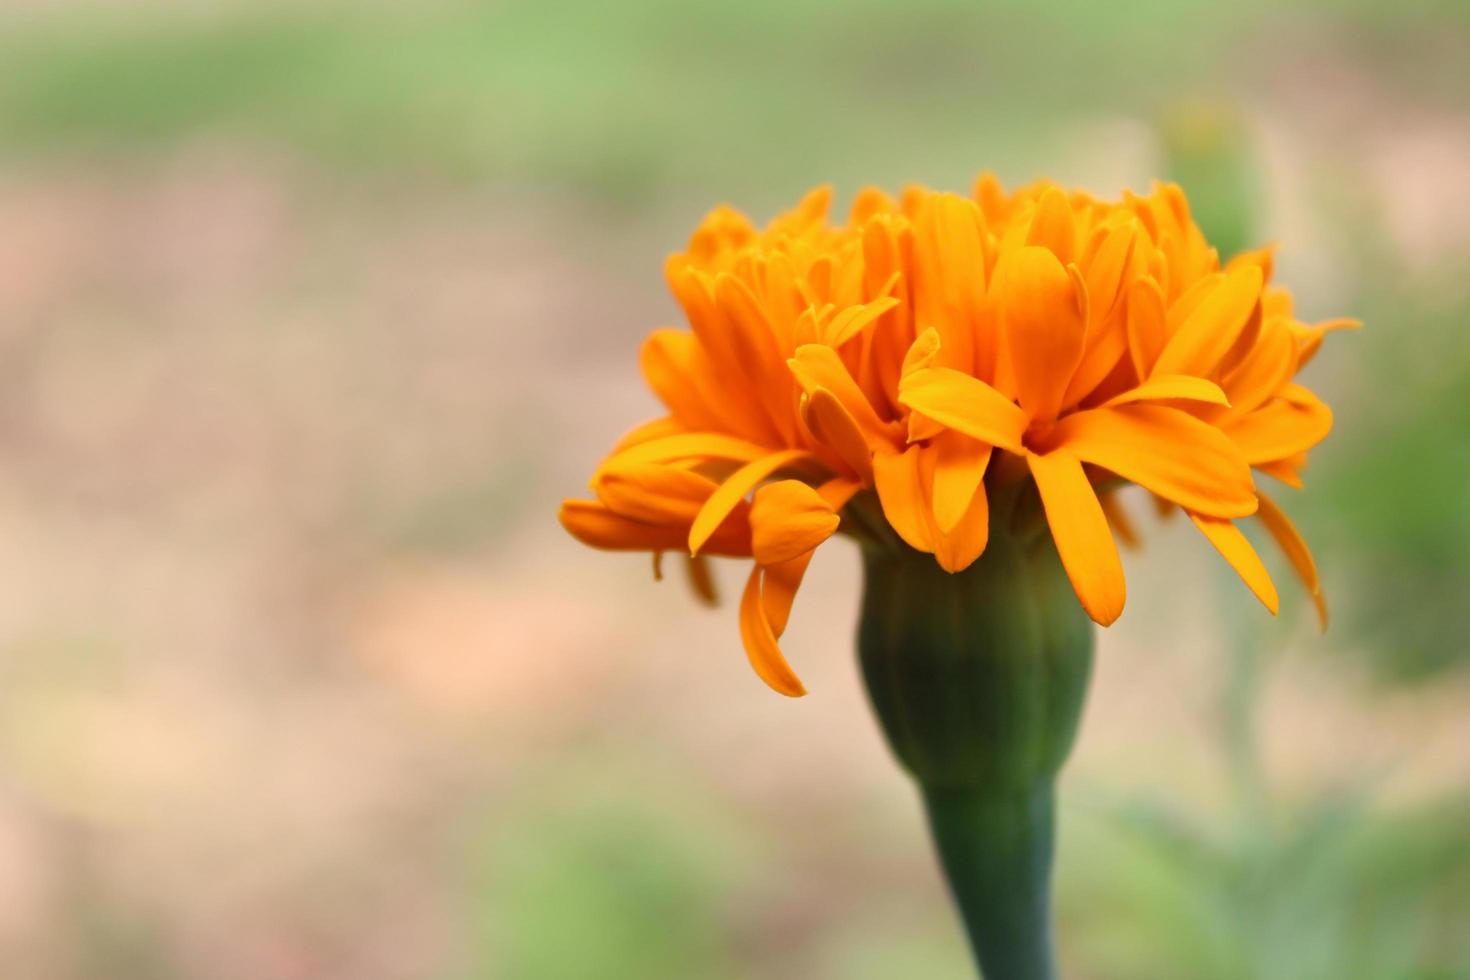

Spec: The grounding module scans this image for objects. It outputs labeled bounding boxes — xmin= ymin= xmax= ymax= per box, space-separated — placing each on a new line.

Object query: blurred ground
xmin=0 ymin=2 xmax=1468 ymax=979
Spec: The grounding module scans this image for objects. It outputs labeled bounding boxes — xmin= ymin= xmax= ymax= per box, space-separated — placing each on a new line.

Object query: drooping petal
xmin=1151 ymin=264 xmax=1264 ymax=378
xmin=1049 ymin=403 xmax=1257 ymax=518
xmin=1102 ymin=375 xmax=1230 ymax=408
xmin=929 ymin=464 xmax=987 ymax=570
xmin=762 ymin=551 xmax=814 ymax=637
xmin=684 ymin=554 xmax=719 ymax=606
xmin=930 ymin=429 xmax=992 ymax=534
xmin=873 ymin=445 xmax=934 ymax=552
xmin=749 ymin=479 xmax=840 ymax=566
xmin=898 ymin=367 xmax=1028 ymax=452
xmin=997 ymin=245 xmax=1086 ymax=422
xmin=689 ymin=449 xmax=816 ymax=555
xmin=739 ymin=565 xmax=806 ymax=697
xmin=1027 ymin=450 xmax=1126 ymax=625
xmin=1188 ymin=512 xmax=1280 ymax=614
xmin=1256 ymin=492 xmax=1327 ymax=629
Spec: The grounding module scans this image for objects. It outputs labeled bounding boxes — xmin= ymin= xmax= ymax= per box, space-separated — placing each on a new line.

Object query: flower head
xmin=560 ymin=176 xmax=1355 ymax=696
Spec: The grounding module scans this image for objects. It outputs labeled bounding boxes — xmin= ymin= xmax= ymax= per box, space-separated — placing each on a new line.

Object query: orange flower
xmin=560 ymin=177 xmax=1355 ymax=696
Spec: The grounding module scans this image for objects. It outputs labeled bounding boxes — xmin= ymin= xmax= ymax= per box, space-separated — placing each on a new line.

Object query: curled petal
xmin=596 ymin=462 xmax=721 ymax=525
xmin=750 ymin=480 xmax=840 ymax=566
xmin=559 ymin=500 xmax=750 ymax=556
xmin=739 ymin=565 xmax=807 ymax=697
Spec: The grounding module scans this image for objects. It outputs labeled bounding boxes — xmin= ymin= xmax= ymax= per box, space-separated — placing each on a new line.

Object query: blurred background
xmin=0 ymin=1 xmax=1467 ymax=977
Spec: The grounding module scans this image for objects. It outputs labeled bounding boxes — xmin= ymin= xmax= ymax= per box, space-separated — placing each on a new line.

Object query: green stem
xmin=923 ymin=783 xmax=1058 ymax=980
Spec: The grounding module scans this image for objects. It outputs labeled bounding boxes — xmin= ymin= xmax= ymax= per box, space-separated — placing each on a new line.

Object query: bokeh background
xmin=1 ymin=1 xmax=1467 ymax=977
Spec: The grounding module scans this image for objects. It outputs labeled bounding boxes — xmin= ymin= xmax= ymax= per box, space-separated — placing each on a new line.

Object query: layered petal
xmin=997 ymin=245 xmax=1087 ymax=422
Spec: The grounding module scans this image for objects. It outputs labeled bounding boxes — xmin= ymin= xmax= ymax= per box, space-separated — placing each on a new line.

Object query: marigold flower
xmin=560 ymin=176 xmax=1355 ymax=696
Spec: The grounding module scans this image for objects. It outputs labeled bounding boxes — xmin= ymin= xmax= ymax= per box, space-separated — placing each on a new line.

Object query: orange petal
xmin=762 ymin=551 xmax=814 ymax=637
xmin=825 ymin=296 xmax=901 ymax=348
xmin=639 ymin=329 xmax=729 ymax=433
xmin=1188 ymin=512 xmax=1280 ymax=614
xmin=1050 ymin=404 xmax=1257 ymax=518
xmin=927 ymin=459 xmax=990 ymax=573
xmin=789 ymin=344 xmax=898 ymax=447
xmin=601 ymin=431 xmax=772 ymax=470
xmin=1219 ymin=318 xmax=1296 ymax=419
xmin=559 ymin=500 xmax=750 ymax=556
xmin=1027 ymin=450 xmax=1126 ymax=625
xmin=684 ymin=553 xmax=719 ymax=606
xmin=803 ymin=387 xmax=875 ymax=482
xmin=1254 ymin=457 xmax=1304 ymax=489
xmin=898 ymin=367 xmax=1028 ymax=452
xmin=1152 ymin=264 xmax=1264 ymax=378
xmin=689 ymin=450 xmax=815 ymax=555
xmin=595 ymin=462 xmax=721 ymax=525
xmin=739 ymin=565 xmax=807 ymax=697
xmin=1102 ymin=375 xmax=1230 ymax=408
xmin=901 ymin=327 xmax=942 ymax=377
xmin=1126 ymin=276 xmax=1168 ymax=379
xmin=998 ymin=245 xmax=1086 ymax=422
xmin=873 ymin=445 xmax=933 ymax=553
xmin=1222 ymin=389 xmax=1333 ymax=465
xmin=931 ymin=429 xmax=992 ymax=534
xmin=749 ymin=480 xmax=840 ymax=566
xmin=1256 ymin=493 xmax=1327 ymax=629
xmin=1025 ymin=186 xmax=1077 ymax=265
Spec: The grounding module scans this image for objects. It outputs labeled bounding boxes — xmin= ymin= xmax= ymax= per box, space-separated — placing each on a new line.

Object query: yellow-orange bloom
xmin=560 ymin=176 xmax=1355 ymax=696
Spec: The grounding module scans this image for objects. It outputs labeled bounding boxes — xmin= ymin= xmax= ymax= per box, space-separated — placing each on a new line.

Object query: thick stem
xmin=923 ymin=783 xmax=1057 ymax=980
xmin=853 ymin=498 xmax=1092 ymax=979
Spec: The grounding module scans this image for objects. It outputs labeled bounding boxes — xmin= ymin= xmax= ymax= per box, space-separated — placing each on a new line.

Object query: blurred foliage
xmin=459 ymin=761 xmax=756 ymax=980
xmin=0 ymin=0 xmax=1465 ymax=205
xmin=1062 ymin=790 xmax=1470 ymax=980
xmin=1162 ymin=102 xmax=1260 ymax=260
xmin=1313 ymin=272 xmax=1470 ymax=682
